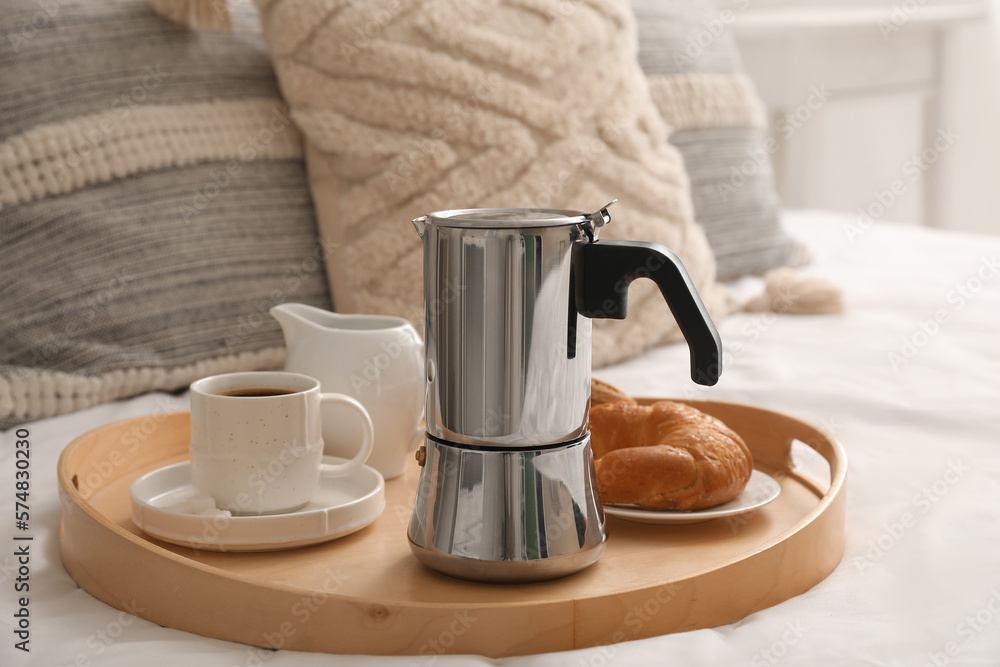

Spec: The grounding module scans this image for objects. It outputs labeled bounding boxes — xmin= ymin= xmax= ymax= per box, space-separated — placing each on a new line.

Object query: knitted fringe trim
xmin=0 ymin=99 xmax=303 ymax=211
xmin=0 ymin=348 xmax=287 ymax=429
xmin=743 ymin=267 xmax=845 ymax=315
xmin=649 ymin=73 xmax=767 ymax=132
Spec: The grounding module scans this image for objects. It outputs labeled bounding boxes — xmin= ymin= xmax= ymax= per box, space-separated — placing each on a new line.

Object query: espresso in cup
xmin=217 ymin=387 xmax=296 ymax=397
xmin=189 ymin=372 xmax=374 ymax=515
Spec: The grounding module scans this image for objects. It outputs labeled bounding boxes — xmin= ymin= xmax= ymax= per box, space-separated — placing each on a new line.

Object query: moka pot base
xmin=406 ymin=437 xmax=608 ymax=583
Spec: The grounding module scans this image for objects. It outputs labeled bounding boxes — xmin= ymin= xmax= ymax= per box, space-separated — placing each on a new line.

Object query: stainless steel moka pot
xmin=407 ymin=202 xmax=723 ymax=583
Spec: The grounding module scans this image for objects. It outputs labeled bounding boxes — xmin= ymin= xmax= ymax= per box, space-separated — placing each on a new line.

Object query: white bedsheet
xmin=3 ymin=210 xmax=999 ymax=666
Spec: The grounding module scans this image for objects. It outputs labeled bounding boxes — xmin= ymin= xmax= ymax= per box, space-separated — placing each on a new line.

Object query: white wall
xmin=720 ymin=0 xmax=1000 ymax=235
xmin=935 ymin=16 xmax=1000 ymax=234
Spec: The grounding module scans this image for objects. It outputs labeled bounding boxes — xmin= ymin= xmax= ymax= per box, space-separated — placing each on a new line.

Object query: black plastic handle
xmin=572 ymin=240 xmax=722 ymax=386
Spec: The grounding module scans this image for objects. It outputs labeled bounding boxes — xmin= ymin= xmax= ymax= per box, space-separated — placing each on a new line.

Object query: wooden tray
xmin=58 ymin=399 xmax=847 ymax=657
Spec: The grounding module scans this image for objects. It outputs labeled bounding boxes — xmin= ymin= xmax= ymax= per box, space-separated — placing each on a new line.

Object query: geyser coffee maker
xmin=408 ymin=203 xmax=722 ymax=582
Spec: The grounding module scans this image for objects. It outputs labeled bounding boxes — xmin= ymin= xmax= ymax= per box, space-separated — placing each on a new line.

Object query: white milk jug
xmin=271 ymin=303 xmax=423 ymax=479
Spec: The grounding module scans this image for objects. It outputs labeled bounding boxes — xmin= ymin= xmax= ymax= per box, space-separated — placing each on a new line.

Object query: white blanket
xmin=3 ymin=210 xmax=999 ymax=666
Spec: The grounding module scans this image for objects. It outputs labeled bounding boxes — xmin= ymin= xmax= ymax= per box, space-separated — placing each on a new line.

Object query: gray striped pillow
xmin=632 ymin=0 xmax=800 ymax=280
xmin=0 ymin=0 xmax=331 ymax=428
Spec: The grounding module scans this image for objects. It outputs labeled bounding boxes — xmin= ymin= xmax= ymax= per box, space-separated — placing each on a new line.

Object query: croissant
xmin=590 ymin=401 xmax=753 ymax=510
xmin=591 ymin=377 xmax=637 ymax=407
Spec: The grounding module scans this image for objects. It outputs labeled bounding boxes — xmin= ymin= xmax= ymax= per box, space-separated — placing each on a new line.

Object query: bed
xmin=4 ymin=209 xmax=999 ymax=666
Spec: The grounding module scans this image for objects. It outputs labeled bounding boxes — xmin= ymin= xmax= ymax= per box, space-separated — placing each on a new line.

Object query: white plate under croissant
xmin=602 ymin=469 xmax=781 ymax=525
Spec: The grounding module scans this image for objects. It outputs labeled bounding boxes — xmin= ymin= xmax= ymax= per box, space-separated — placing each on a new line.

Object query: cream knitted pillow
xmin=253 ymin=0 xmax=730 ymax=368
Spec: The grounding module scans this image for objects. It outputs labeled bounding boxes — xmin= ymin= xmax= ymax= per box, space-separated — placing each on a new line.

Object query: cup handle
xmin=317 ymin=393 xmax=374 ymax=478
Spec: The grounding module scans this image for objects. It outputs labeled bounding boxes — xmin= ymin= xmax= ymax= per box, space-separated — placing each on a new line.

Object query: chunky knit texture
xmin=648 ymin=74 xmax=766 ymax=131
xmin=0 ymin=0 xmax=331 ymax=429
xmin=255 ymin=0 xmax=732 ymax=368
xmin=0 ymin=100 xmax=302 ymax=210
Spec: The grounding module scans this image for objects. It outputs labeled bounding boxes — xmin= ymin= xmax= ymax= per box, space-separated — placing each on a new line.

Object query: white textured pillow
xmin=256 ymin=0 xmax=730 ymax=368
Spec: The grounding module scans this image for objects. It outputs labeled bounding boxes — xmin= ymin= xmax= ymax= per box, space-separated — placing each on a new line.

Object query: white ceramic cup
xmin=188 ymin=371 xmax=374 ymax=515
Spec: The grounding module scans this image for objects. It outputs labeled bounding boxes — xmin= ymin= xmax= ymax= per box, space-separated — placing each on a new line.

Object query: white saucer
xmin=603 ymin=469 xmax=781 ymax=525
xmin=130 ymin=457 xmax=385 ymax=552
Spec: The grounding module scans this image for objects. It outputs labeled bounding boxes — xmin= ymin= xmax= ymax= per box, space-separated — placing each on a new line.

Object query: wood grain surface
xmin=58 ymin=399 xmax=847 ymax=657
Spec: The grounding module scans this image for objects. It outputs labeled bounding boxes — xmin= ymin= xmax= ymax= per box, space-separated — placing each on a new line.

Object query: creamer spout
xmin=411 ymin=216 xmax=427 ymax=238
xmin=269 ymin=303 xmax=326 ymax=351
